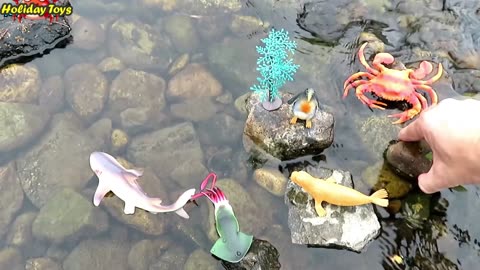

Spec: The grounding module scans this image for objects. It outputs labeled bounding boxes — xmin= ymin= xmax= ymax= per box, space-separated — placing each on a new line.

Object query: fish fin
xmin=124 ymin=202 xmax=136 ymax=214
xmin=175 ymin=208 xmax=189 ymax=219
xmin=314 ymin=199 xmax=327 ymax=217
xmin=370 ymin=189 xmax=389 ymax=207
xmin=121 ymin=172 xmax=141 ymax=186
xmin=210 ymin=232 xmax=253 ymax=263
xmin=93 ymin=181 xmax=111 ymax=206
xmin=126 ymin=168 xmax=144 ymax=177
xmin=149 ymin=198 xmax=163 ymax=205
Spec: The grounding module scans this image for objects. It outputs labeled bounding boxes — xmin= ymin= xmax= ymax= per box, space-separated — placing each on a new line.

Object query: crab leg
xmin=414 ymin=84 xmax=438 ymax=105
xmin=414 ymin=92 xmax=429 ymax=110
xmin=343 ymin=79 xmax=368 ymax=98
xmin=387 ymin=95 xmax=422 ymax=124
xmin=411 ymin=63 xmax=443 ymax=85
xmin=357 ymin=42 xmax=380 ymax=76
xmin=343 ymin=72 xmax=376 ymax=89
xmin=355 ymin=84 xmax=388 ymax=110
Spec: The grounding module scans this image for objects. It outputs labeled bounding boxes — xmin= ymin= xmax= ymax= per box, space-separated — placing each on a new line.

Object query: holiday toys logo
xmin=1 ymin=0 xmax=72 ymax=22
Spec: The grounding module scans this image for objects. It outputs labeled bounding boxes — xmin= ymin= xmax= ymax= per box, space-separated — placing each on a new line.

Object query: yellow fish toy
xmin=290 ymin=170 xmax=389 ymax=217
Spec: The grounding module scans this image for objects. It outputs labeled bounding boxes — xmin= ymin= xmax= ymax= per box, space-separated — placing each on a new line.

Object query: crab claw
xmin=200 ymin=172 xmax=217 ymax=190
xmin=411 ymin=61 xmax=433 ymax=80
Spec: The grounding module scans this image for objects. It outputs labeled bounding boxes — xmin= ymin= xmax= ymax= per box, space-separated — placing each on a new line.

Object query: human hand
xmin=397 ymin=98 xmax=480 ymax=193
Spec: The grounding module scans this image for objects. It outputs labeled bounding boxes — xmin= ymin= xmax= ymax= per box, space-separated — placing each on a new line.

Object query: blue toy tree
xmin=250 ymin=28 xmax=300 ymax=111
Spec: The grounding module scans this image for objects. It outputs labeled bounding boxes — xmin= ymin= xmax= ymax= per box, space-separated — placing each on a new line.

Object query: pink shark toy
xmin=89 ymin=152 xmax=195 ymax=219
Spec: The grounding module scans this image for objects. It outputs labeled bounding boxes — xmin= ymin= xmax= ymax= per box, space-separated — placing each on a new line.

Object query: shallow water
xmin=1 ymin=0 xmax=480 ymax=269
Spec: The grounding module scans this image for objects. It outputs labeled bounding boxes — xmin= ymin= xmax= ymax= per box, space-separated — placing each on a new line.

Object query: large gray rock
xmin=243 ymin=92 xmax=334 ymax=161
xmin=126 ymin=122 xmax=205 ymax=182
xmin=284 ymin=165 xmax=381 ymax=252
xmin=16 ymin=113 xmax=111 ymax=208
xmin=221 ymin=238 xmax=281 ymax=270
xmin=0 ymin=102 xmax=50 ymax=154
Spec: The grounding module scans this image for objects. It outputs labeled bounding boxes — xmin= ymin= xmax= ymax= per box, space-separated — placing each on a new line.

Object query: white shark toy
xmin=89 ymin=151 xmax=195 ymax=218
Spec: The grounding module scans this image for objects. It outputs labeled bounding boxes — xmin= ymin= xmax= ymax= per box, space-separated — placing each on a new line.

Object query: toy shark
xmin=191 ymin=177 xmax=253 ymax=263
xmin=89 ymin=151 xmax=195 ymax=218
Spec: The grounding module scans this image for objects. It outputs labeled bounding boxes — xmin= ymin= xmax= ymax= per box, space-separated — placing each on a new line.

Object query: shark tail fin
xmin=370 ymin=189 xmax=389 ymax=207
xmin=210 ymin=232 xmax=254 ymax=263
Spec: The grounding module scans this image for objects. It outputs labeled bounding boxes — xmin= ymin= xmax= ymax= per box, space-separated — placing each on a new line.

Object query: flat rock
xmin=0 ymin=0 xmax=72 ymax=68
xmin=243 ymin=92 xmax=334 ymax=161
xmin=284 ymin=165 xmax=381 ymax=252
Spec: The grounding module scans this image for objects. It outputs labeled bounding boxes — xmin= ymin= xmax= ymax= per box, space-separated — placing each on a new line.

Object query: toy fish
xmin=190 ymin=173 xmax=253 ymax=263
xmin=288 ymin=88 xmax=319 ymax=128
xmin=290 ymin=170 xmax=389 ymax=217
xmin=89 ymin=152 xmax=195 ymax=218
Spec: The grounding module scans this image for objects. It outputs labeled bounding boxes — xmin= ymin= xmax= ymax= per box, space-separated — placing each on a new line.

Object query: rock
xmin=140 ymin=0 xmax=177 ymax=11
xmin=168 ymin=53 xmax=190 ymax=76
xmin=98 ymin=57 xmax=125 ymax=73
xmin=401 ymin=192 xmax=431 ymax=229
xmin=362 ymin=161 xmax=412 ymax=199
xmin=100 ymin=167 xmax=170 ymax=235
xmin=196 ymin=114 xmax=243 ymax=146
xmin=38 ymin=75 xmax=65 ymax=114
xmin=32 ymin=188 xmax=109 ymax=244
xmin=384 ymin=140 xmax=432 ymax=180
xmin=0 ymin=2 xmax=71 ymax=68
xmin=356 ymin=115 xmax=401 ymax=161
xmin=0 ymin=63 xmax=41 ymax=103
xmin=176 ymin=0 xmax=242 ymax=14
xmin=167 ymin=63 xmax=223 ymax=98
xmin=71 ymin=17 xmax=106 ymax=50
xmin=164 ymin=15 xmax=199 ymax=53
xmin=109 ymin=18 xmax=174 ymax=70
xmin=207 ymin=179 xmax=268 ymax=240
xmin=221 ymin=238 xmax=281 ymax=270
xmin=207 ymin=38 xmax=257 ymax=96
xmin=253 ymin=167 xmax=287 ymax=197
xmin=184 ymin=249 xmax=218 ymax=270
xmin=0 ymin=247 xmax=22 ymax=270
xmin=170 ymin=97 xmax=221 ymax=122
xmin=170 ymin=159 xmax=209 ymax=188
xmin=17 ymin=114 xmax=111 ymax=208
xmin=234 ymin=92 xmax=251 ymax=115
xmin=149 ymin=246 xmax=187 ymax=270
xmin=0 ymin=162 xmax=24 ymax=239
xmin=111 ymin=129 xmax=129 ymax=154
xmin=6 ymin=212 xmax=36 ymax=248
xmin=63 ymin=239 xmax=129 ymax=270
xmin=107 ymin=68 xmax=167 ymax=133
xmin=128 ymin=238 xmax=171 ymax=270
xmin=216 ymin=91 xmax=234 ymax=104
xmin=230 ymin=15 xmax=269 ymax=37
xmin=25 ymin=257 xmax=62 ymax=270
xmin=127 ymin=122 xmax=204 ymax=178
xmin=205 ymin=147 xmax=249 ymax=183
xmin=243 ymin=92 xmax=334 ymax=161
xmin=0 ymin=102 xmax=50 ymax=154
xmin=64 ymin=63 xmax=109 ymax=124
xmin=284 ymin=166 xmax=381 ymax=252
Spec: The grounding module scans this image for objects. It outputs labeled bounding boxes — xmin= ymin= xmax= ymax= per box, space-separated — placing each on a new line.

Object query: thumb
xmin=417 ymin=165 xmax=444 ymax=194
xmin=398 ymin=118 xmax=424 ymax=142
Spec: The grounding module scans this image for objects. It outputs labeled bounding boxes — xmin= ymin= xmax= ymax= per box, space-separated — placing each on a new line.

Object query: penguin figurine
xmin=287 ymin=88 xmax=319 ymax=128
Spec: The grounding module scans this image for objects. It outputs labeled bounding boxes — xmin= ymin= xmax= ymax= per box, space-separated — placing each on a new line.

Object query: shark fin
xmin=175 ymin=208 xmax=189 ymax=219
xmin=121 ymin=172 xmax=141 ymax=186
xmin=210 ymin=232 xmax=254 ymax=263
xmin=93 ymin=181 xmax=111 ymax=206
xmin=124 ymin=202 xmax=136 ymax=214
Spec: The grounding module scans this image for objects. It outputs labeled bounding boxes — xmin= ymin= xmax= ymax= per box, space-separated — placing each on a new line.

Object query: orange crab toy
xmin=343 ymin=42 xmax=443 ymax=124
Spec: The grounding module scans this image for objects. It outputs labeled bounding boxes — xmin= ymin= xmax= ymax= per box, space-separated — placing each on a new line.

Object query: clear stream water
xmin=1 ymin=0 xmax=480 ymax=269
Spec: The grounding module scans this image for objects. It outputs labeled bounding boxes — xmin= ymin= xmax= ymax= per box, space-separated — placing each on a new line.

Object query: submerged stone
xmin=243 ymin=92 xmax=334 ymax=161
xmin=221 ymin=238 xmax=281 ymax=270
xmin=284 ymin=165 xmax=381 ymax=252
